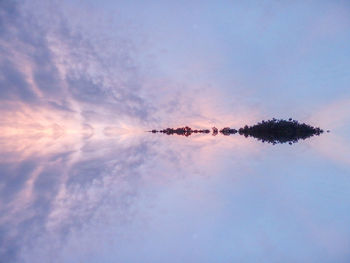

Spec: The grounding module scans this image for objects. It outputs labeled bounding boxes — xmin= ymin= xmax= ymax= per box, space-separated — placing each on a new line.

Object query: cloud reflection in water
xmin=0 ymin=110 xmax=260 ymax=262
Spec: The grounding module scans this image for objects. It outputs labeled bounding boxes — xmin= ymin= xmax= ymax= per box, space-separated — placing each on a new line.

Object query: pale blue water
xmin=1 ymin=130 xmax=350 ymax=262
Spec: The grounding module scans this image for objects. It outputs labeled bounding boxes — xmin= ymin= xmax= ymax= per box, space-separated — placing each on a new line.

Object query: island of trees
xmin=150 ymin=118 xmax=325 ymax=144
xmin=238 ymin=118 xmax=324 ymax=145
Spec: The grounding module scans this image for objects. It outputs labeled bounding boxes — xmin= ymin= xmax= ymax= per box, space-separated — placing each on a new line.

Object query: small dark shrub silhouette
xmin=212 ymin=127 xmax=218 ymax=136
xmin=152 ymin=127 xmax=210 ymax=137
xmin=220 ymin=127 xmax=238 ymax=136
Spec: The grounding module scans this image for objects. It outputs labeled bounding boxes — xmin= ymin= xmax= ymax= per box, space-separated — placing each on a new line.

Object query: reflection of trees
xmin=151 ymin=119 xmax=324 ymax=144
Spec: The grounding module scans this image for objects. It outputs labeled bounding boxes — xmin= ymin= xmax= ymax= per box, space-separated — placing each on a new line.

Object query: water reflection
xmin=0 ymin=133 xmax=151 ymax=262
xmin=0 ymin=111 xmax=349 ymax=262
xmin=0 ymin=112 xmax=256 ymax=262
xmin=4 ymin=102 xmax=350 ymax=263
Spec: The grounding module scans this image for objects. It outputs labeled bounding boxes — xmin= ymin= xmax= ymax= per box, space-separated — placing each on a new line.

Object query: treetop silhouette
xmin=150 ymin=118 xmax=325 ymax=144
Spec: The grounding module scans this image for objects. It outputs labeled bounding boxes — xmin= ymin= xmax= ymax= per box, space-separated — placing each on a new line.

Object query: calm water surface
xmin=1 ymin=128 xmax=350 ymax=262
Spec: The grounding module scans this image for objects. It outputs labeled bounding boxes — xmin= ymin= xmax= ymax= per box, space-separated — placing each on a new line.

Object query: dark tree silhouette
xmin=238 ymin=118 xmax=323 ymax=145
xmin=150 ymin=118 xmax=324 ymax=144
xmin=151 ymin=127 xmax=210 ymax=137
xmin=220 ymin=127 xmax=237 ymax=135
xmin=212 ymin=127 xmax=218 ymax=136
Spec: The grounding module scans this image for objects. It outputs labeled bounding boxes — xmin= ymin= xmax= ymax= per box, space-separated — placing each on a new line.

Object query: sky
xmin=1 ymin=0 xmax=350 ymax=262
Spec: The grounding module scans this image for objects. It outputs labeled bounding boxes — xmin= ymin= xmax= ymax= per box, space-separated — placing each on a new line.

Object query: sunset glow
xmin=1 ymin=1 xmax=350 ymax=262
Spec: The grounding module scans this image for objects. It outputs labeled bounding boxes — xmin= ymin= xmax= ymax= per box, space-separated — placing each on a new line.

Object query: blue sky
xmin=1 ymin=0 xmax=350 ymax=126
